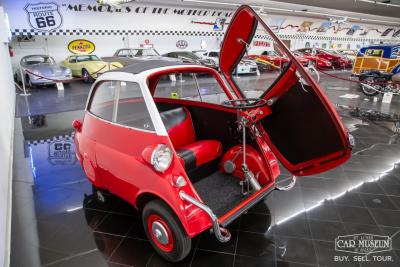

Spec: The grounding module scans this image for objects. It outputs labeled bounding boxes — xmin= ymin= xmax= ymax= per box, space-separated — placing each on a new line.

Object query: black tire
xmin=359 ymin=76 xmax=380 ymax=96
xmin=82 ymin=69 xmax=94 ymax=83
xmin=91 ymin=185 xmax=109 ymax=203
xmin=142 ymin=200 xmax=191 ymax=262
xmin=26 ymin=75 xmax=35 ymax=88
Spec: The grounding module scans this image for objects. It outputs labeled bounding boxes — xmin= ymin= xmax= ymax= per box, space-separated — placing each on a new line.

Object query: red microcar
xmin=73 ymin=5 xmax=351 ymax=262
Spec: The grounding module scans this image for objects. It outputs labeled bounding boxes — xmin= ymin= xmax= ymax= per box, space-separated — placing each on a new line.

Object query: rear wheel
xmin=142 ymin=200 xmax=191 ymax=262
xmin=82 ymin=69 xmax=94 ymax=83
xmin=360 ymin=76 xmax=380 ymax=96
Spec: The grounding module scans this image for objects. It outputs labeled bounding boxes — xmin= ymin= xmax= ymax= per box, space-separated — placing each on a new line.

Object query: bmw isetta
xmin=73 ymin=5 xmax=351 ymax=262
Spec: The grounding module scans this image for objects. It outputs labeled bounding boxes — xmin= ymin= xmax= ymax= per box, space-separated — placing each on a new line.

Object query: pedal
xmin=275 ymin=176 xmax=297 ymax=191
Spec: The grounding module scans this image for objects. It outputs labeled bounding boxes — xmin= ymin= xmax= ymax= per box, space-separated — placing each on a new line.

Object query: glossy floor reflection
xmin=11 ymin=105 xmax=400 ymax=267
xmin=15 ymin=70 xmax=400 ymax=118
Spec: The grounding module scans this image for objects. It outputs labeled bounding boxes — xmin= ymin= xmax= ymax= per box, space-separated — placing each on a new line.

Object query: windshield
xmin=130 ymin=49 xmax=160 ymax=56
xmin=176 ymin=52 xmax=199 ymax=60
xmin=76 ymin=55 xmax=101 ymax=62
xmin=24 ymin=56 xmax=55 ymax=65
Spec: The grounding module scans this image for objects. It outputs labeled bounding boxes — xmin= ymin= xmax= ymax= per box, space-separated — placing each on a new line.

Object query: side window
xmin=365 ymin=49 xmax=383 ymax=57
xmin=116 ymin=82 xmax=155 ymax=131
xmin=69 ymin=57 xmax=76 ymax=63
xmin=89 ymin=81 xmax=154 ymax=131
xmin=89 ymin=81 xmax=116 ymax=121
xmin=117 ymin=50 xmax=127 ymax=57
xmin=153 ymin=72 xmax=228 ymax=104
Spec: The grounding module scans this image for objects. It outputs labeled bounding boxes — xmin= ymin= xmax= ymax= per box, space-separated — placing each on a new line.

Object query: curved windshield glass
xmin=130 ymin=49 xmax=160 ymax=57
xmin=76 ymin=55 xmax=101 ymax=62
xmin=176 ymin=52 xmax=199 ymax=60
xmin=24 ymin=56 xmax=55 ymax=65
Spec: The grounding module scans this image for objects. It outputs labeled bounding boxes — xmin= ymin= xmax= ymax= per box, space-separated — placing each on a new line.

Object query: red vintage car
xmin=293 ymin=51 xmax=332 ymax=68
xmin=249 ymin=50 xmax=310 ymax=71
xmin=295 ymin=48 xmax=347 ymax=68
xmin=73 ymin=5 xmax=351 ymax=262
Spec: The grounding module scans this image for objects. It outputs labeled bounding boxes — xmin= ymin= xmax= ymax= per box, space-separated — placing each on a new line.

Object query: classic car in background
xmin=103 ymin=48 xmax=180 ymax=67
xmin=293 ymin=50 xmax=332 ymax=68
xmin=163 ymin=51 xmax=218 ymax=70
xmin=62 ymin=54 xmax=123 ymax=83
xmin=198 ymin=50 xmax=259 ymax=74
xmin=295 ymin=48 xmax=348 ymax=68
xmin=327 ymin=50 xmax=354 ymax=67
xmin=14 ymin=55 xmax=73 ymax=88
xmin=248 ymin=50 xmax=290 ymax=69
xmin=248 ymin=50 xmax=310 ymax=71
xmin=337 ymin=49 xmax=358 ymax=61
xmin=200 ymin=50 xmax=220 ymax=67
xmin=234 ymin=58 xmax=259 ymax=75
xmin=352 ymin=44 xmax=400 ymax=96
xmin=73 ymin=5 xmax=351 ymax=262
xmin=352 ymin=44 xmax=400 ymax=75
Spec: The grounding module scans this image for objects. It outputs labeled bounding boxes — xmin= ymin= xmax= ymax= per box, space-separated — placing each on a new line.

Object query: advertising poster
xmin=317 ymin=21 xmax=332 ymax=34
xmin=298 ymin=21 xmax=313 ymax=32
xmin=346 ymin=25 xmax=360 ymax=36
xmin=381 ymin=28 xmax=394 ymax=37
xmin=392 ymin=29 xmax=400 ymax=38
xmin=267 ymin=18 xmax=286 ymax=33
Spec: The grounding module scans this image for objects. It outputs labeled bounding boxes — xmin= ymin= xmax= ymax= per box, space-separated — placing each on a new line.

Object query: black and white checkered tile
xmin=12 ymin=28 xmax=396 ymax=43
xmin=27 ymin=132 xmax=75 ymax=146
xmin=12 ymin=28 xmax=226 ymax=37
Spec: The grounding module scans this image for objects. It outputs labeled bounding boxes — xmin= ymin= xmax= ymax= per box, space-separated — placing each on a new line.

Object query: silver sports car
xmin=15 ymin=55 xmax=73 ymax=88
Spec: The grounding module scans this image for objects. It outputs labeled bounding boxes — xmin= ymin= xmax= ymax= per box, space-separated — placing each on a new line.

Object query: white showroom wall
xmin=0 ymin=4 xmax=14 ymax=267
xmin=4 ymin=0 xmax=399 ymax=68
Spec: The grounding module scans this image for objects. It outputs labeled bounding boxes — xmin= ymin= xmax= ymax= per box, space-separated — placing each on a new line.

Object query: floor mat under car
xmin=193 ymin=171 xmax=247 ymax=217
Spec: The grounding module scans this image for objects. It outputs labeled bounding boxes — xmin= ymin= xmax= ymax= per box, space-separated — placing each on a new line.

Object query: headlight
xmin=33 ymin=70 xmax=41 ymax=80
xmin=151 ymin=144 xmax=173 ymax=173
xmin=65 ymin=68 xmax=72 ymax=74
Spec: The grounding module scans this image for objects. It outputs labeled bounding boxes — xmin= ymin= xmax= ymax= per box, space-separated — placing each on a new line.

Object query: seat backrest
xmin=160 ymin=107 xmax=196 ymax=148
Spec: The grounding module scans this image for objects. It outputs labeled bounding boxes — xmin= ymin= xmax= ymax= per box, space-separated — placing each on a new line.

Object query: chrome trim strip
xmin=86 ymin=112 xmax=157 ymax=134
xmin=179 ymin=191 xmax=231 ymax=243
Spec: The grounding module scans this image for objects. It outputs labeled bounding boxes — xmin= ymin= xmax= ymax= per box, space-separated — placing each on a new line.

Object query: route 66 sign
xmin=24 ymin=2 xmax=63 ymax=32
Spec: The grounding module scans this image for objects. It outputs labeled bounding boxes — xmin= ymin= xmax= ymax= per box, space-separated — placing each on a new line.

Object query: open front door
xmin=220 ymin=5 xmax=351 ymax=176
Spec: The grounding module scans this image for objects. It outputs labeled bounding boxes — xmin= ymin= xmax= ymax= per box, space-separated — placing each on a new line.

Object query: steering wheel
xmin=222 ymin=98 xmax=268 ymax=110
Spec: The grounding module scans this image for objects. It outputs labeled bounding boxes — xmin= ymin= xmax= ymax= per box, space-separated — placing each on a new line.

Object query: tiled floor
xmin=11 ymin=70 xmax=400 ymax=267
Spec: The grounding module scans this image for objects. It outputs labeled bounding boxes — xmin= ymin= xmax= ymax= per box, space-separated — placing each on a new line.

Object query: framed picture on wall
xmin=393 ymin=29 xmax=400 ymax=38
xmin=381 ymin=28 xmax=394 ymax=37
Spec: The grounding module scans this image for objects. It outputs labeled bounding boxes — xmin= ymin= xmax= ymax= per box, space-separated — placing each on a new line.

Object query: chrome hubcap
xmin=152 ymin=221 xmax=169 ymax=245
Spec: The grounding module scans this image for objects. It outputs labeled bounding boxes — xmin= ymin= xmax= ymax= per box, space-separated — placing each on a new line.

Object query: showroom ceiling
xmin=151 ymin=0 xmax=400 ymax=24
xmin=269 ymin=0 xmax=400 ymax=18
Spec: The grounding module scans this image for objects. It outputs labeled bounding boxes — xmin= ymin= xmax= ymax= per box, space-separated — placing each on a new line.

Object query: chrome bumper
xmin=179 ymin=191 xmax=231 ymax=243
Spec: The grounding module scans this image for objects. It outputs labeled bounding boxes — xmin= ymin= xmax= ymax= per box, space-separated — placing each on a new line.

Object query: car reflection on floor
xmin=11 ymin=106 xmax=400 ymax=267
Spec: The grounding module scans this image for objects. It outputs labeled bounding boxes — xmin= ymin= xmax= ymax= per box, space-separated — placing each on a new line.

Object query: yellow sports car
xmin=62 ymin=54 xmax=123 ymax=83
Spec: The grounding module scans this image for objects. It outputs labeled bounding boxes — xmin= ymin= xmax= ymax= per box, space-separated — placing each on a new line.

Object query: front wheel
xmin=142 ymin=200 xmax=191 ymax=262
xmin=359 ymin=76 xmax=380 ymax=96
xmin=82 ymin=69 xmax=94 ymax=83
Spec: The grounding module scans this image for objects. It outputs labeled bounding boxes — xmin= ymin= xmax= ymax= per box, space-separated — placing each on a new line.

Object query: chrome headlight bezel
xmin=151 ymin=144 xmax=173 ymax=173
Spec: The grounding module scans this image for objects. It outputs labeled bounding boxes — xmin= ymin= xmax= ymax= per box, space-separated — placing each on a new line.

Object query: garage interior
xmin=1 ymin=0 xmax=400 ymax=267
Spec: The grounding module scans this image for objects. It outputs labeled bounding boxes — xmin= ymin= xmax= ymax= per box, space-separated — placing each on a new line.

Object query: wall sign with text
xmin=24 ymin=2 xmax=63 ymax=32
xmin=68 ymin=39 xmax=95 ymax=54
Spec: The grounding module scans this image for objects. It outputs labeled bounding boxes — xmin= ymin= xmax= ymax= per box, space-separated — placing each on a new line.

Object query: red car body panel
xmin=219 ymin=5 xmax=351 ymax=175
